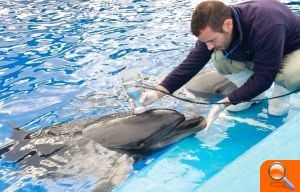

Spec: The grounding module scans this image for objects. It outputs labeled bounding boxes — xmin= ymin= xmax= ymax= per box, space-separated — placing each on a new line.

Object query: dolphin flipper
xmin=5 ymin=121 xmax=30 ymax=141
xmin=0 ymin=121 xmax=29 ymax=157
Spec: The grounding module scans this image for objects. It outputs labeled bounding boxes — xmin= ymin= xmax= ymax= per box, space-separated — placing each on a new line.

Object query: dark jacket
xmin=160 ymin=0 xmax=300 ymax=103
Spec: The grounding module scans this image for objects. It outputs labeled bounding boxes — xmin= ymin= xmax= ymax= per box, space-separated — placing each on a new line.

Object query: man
xmin=139 ymin=0 xmax=300 ymax=132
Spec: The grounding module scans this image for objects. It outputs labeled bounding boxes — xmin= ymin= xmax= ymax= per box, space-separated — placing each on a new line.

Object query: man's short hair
xmin=191 ymin=1 xmax=232 ymax=37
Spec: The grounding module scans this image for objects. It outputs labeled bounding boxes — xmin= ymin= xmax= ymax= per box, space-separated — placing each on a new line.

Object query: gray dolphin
xmin=0 ymin=108 xmax=206 ymax=191
xmin=184 ymin=70 xmax=237 ymax=100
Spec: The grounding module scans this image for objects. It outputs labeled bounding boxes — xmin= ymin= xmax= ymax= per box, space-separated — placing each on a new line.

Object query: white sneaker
xmin=268 ymin=84 xmax=290 ymax=116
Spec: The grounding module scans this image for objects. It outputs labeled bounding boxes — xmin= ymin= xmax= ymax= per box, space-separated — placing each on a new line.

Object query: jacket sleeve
xmin=160 ymin=40 xmax=213 ymax=94
xmin=228 ymin=25 xmax=287 ymax=103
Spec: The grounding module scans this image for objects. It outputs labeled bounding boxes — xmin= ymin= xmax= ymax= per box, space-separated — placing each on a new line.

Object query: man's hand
xmin=139 ymin=85 xmax=169 ymax=106
xmin=140 ymin=90 xmax=158 ymax=106
xmin=204 ymin=97 xmax=229 ymax=133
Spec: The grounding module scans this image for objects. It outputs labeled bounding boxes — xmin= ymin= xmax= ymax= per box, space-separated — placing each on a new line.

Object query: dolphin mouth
xmin=147 ymin=116 xmax=206 ymax=150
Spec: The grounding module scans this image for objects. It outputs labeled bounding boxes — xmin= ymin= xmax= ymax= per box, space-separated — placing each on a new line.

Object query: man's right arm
xmin=140 ymin=40 xmax=212 ymax=106
xmin=159 ymin=40 xmax=213 ymax=94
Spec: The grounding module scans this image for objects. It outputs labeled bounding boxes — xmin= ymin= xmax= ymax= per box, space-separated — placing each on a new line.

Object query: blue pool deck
xmin=196 ymin=112 xmax=300 ymax=192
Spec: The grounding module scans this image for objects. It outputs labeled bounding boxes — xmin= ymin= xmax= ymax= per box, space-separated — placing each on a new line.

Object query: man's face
xmin=198 ymin=21 xmax=233 ymax=51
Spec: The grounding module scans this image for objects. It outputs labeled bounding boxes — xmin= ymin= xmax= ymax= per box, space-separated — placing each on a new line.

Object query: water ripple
xmin=1 ymin=0 xmax=299 ymax=191
xmin=0 ymin=0 xmax=197 ymax=190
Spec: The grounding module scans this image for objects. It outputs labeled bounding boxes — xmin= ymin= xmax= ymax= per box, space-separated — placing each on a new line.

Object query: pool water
xmin=0 ymin=0 xmax=299 ymax=191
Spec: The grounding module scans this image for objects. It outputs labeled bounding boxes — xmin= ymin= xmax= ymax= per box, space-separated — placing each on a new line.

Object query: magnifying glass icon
xmin=268 ymin=162 xmax=295 ymax=190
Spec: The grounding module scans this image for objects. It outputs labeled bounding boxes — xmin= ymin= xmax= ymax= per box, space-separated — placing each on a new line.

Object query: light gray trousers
xmin=212 ymin=50 xmax=300 ymax=92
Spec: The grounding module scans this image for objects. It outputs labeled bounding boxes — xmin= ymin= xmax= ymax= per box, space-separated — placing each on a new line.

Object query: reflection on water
xmin=0 ymin=0 xmax=300 ymax=191
xmin=0 ymin=0 xmax=196 ymax=126
xmin=0 ymin=0 xmax=198 ymax=191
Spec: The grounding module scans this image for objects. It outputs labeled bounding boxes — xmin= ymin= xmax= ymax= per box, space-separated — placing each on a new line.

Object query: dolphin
xmin=0 ymin=108 xmax=206 ymax=191
xmin=184 ymin=70 xmax=237 ymax=100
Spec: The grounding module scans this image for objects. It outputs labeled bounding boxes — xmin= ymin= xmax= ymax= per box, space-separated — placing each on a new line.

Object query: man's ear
xmin=222 ymin=19 xmax=233 ymax=32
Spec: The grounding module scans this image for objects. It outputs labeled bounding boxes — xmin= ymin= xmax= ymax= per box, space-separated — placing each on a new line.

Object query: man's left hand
xmin=204 ymin=97 xmax=229 ymax=133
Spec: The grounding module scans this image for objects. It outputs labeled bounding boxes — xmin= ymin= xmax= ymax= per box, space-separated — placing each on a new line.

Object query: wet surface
xmin=0 ymin=0 xmax=299 ymax=191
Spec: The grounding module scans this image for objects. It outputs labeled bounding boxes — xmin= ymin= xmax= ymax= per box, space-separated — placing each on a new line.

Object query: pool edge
xmin=195 ymin=112 xmax=300 ymax=192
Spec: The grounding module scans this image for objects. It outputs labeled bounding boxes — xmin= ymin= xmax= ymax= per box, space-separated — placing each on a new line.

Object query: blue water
xmin=0 ymin=0 xmax=299 ymax=191
xmin=126 ymin=89 xmax=143 ymax=108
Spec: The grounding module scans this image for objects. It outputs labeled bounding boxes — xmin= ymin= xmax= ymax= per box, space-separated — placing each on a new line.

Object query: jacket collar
xmin=229 ymin=6 xmax=243 ymax=46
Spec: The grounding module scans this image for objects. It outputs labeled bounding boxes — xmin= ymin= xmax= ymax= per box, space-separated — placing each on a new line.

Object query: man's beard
xmin=222 ymin=32 xmax=232 ymax=50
